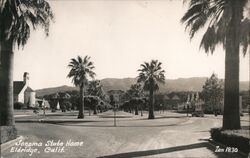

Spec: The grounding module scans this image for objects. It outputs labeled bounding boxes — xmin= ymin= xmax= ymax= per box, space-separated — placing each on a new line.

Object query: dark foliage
xmin=210 ymin=128 xmax=250 ymax=153
xmin=14 ymin=102 xmax=24 ymax=109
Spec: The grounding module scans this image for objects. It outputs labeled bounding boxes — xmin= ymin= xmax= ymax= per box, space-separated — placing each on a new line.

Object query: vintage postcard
xmin=0 ymin=0 xmax=249 ymax=158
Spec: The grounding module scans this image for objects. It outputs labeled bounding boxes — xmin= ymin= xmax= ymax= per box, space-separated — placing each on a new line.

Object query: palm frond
xmin=182 ymin=0 xmax=249 ymax=55
xmin=137 ymin=60 xmax=166 ymax=92
xmin=199 ymin=26 xmax=217 ymax=54
xmin=240 ymin=18 xmax=250 ymax=55
xmin=67 ymin=55 xmax=96 ymax=87
xmin=0 ymin=0 xmax=54 ymax=48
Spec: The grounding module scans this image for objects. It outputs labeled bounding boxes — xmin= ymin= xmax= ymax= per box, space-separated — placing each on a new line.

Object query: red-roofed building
xmin=13 ymin=72 xmax=36 ymax=108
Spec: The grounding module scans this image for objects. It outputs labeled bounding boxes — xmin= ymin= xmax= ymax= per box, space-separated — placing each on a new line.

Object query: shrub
xmin=210 ymin=128 xmax=250 ymax=153
xmin=51 ymin=109 xmax=56 ymax=113
xmin=64 ymin=101 xmax=72 ymax=111
xmin=14 ymin=102 xmax=25 ymax=109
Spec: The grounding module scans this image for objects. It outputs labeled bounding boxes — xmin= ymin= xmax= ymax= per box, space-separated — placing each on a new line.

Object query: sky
xmin=13 ymin=0 xmax=249 ymax=89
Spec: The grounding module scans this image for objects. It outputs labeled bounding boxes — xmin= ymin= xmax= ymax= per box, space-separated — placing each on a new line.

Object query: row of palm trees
xmin=0 ymin=0 xmax=248 ymax=144
xmin=67 ymin=55 xmax=166 ymax=119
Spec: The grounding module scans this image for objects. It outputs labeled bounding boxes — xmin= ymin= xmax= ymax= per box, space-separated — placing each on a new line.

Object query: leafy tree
xmin=83 ymin=96 xmax=99 ymax=115
xmin=201 ymin=73 xmax=223 ymax=115
xmin=127 ymin=83 xmax=144 ymax=98
xmin=137 ymin=60 xmax=165 ymax=119
xmin=44 ymin=94 xmax=56 ymax=110
xmin=121 ymin=101 xmax=131 ymax=113
xmin=0 ymin=0 xmax=53 ymax=131
xmin=67 ymin=56 xmax=96 ymax=118
xmin=126 ymin=83 xmax=144 ymax=115
xmin=69 ymin=91 xmax=80 ymax=110
xmin=87 ymin=80 xmax=105 ymax=99
xmin=63 ymin=101 xmax=72 ymax=111
xmin=58 ymin=92 xmax=71 ymax=112
xmin=240 ymin=90 xmax=250 ymax=110
xmin=181 ymin=0 xmax=250 ymax=129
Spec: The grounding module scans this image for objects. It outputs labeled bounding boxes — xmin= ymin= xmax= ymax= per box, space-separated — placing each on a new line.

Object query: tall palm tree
xmin=0 ymin=0 xmax=53 ymax=142
xmin=181 ymin=0 xmax=250 ymax=130
xmin=137 ymin=60 xmax=165 ymax=119
xmin=67 ymin=56 xmax=96 ymax=118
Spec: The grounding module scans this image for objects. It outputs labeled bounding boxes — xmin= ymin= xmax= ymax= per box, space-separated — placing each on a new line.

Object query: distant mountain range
xmin=36 ymin=77 xmax=249 ymax=97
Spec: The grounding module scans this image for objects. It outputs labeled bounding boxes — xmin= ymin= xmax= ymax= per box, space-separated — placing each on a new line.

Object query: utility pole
xmin=114 ymin=104 xmax=116 ymax=127
xmin=110 ymin=95 xmax=116 ymax=127
xmin=43 ymin=99 xmax=46 ymax=116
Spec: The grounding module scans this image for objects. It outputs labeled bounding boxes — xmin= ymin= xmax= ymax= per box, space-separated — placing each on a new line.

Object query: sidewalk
xmin=15 ymin=110 xmax=134 ymax=123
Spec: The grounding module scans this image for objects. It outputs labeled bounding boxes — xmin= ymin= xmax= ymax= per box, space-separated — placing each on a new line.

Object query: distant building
xmin=162 ymin=94 xmax=181 ymax=110
xmin=13 ymin=72 xmax=36 ymax=108
xmin=163 ymin=95 xmax=170 ymax=100
xmin=107 ymin=90 xmax=125 ymax=103
xmin=171 ymin=95 xmax=180 ymax=101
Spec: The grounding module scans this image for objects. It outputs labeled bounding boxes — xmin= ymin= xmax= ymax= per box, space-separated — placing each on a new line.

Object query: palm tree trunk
xmin=0 ymin=39 xmax=17 ymax=143
xmin=141 ymin=104 xmax=143 ymax=116
xmin=78 ymin=84 xmax=84 ymax=118
xmin=222 ymin=1 xmax=242 ymax=130
xmin=135 ymin=104 xmax=138 ymax=115
xmin=148 ymin=88 xmax=155 ymax=119
xmin=93 ymin=104 xmax=97 ymax=115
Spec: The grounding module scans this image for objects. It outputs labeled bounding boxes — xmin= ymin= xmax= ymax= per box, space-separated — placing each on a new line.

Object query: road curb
xmin=207 ymin=139 xmax=249 ymax=157
xmin=15 ymin=119 xmax=103 ymax=124
xmin=1 ymin=136 xmax=24 ymax=152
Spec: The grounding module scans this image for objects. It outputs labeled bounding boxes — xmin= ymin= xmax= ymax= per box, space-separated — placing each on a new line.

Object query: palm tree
xmin=0 ymin=0 xmax=53 ymax=142
xmin=181 ymin=0 xmax=250 ymax=129
xmin=137 ymin=60 xmax=165 ymax=119
xmin=67 ymin=56 xmax=96 ymax=118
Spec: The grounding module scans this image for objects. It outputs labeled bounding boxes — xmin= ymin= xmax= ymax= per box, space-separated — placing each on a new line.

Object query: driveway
xmin=1 ymin=111 xmax=248 ymax=158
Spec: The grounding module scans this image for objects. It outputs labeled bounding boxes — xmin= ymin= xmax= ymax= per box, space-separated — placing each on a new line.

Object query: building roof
xmin=14 ymin=81 xmax=35 ymax=95
xmin=164 ymin=95 xmax=170 ymax=100
xmin=13 ymin=81 xmax=25 ymax=95
xmin=25 ymin=87 xmax=35 ymax=92
xmin=172 ymin=95 xmax=180 ymax=100
xmin=61 ymin=93 xmax=71 ymax=99
xmin=107 ymin=90 xmax=125 ymax=95
xmin=36 ymin=98 xmax=43 ymax=102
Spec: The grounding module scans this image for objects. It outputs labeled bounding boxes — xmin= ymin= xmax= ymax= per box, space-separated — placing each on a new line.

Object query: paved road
xmin=1 ymin=111 xmax=248 ymax=158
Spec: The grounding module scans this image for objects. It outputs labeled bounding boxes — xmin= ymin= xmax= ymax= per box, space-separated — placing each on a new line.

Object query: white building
xmin=13 ymin=72 xmax=36 ymax=108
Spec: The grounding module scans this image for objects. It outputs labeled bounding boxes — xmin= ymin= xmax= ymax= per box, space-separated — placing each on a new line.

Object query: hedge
xmin=14 ymin=102 xmax=25 ymax=109
xmin=210 ymin=128 xmax=250 ymax=154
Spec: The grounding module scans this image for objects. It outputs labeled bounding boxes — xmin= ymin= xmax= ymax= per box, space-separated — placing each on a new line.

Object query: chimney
xmin=23 ymin=72 xmax=29 ymax=85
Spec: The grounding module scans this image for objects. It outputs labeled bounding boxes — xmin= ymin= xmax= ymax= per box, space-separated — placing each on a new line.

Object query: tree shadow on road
xmin=241 ymin=126 xmax=250 ymax=130
xmin=137 ymin=115 xmax=188 ymax=120
xmin=97 ymin=142 xmax=241 ymax=158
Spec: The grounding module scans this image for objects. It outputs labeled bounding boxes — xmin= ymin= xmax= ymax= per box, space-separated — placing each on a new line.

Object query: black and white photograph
xmin=0 ymin=0 xmax=249 ymax=157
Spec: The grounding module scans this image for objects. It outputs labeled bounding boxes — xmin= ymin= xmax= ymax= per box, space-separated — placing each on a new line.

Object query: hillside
xmin=100 ymin=78 xmax=137 ymax=92
xmin=36 ymin=77 xmax=249 ymax=97
xmin=36 ymin=85 xmax=78 ymax=97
